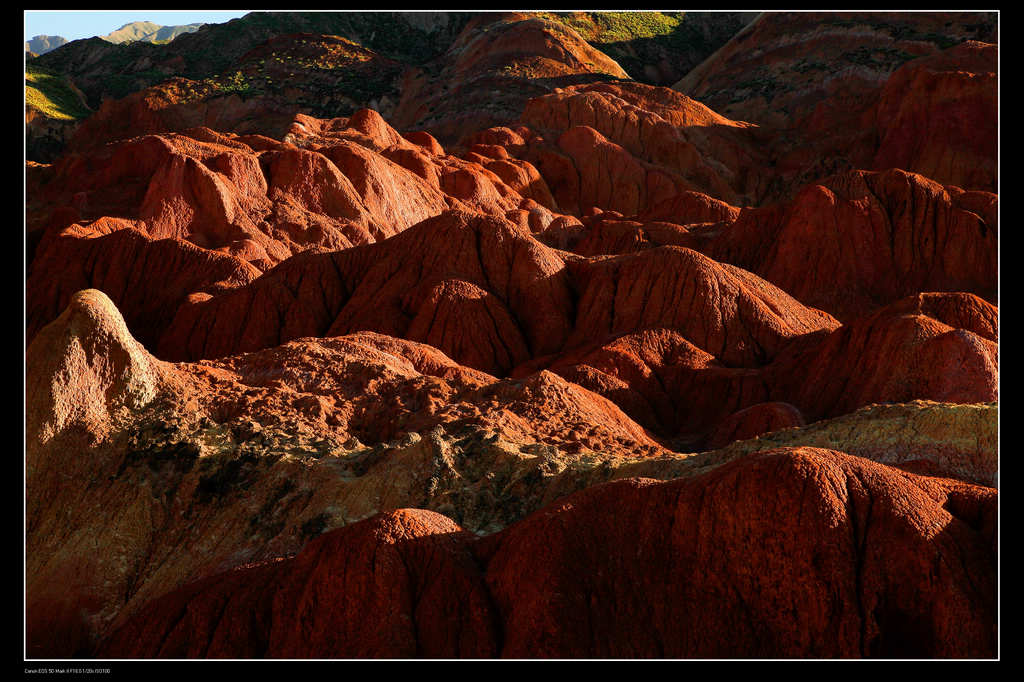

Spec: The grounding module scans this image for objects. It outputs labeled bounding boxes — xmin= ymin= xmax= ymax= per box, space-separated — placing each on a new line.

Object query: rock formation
xmin=97 ymin=449 xmax=996 ymax=658
xmin=24 ymin=10 xmax=998 ymax=660
xmin=25 ymin=290 xmax=998 ymax=657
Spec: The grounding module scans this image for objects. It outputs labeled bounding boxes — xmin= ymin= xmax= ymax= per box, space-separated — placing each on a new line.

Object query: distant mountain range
xmin=25 ymin=35 xmax=67 ymax=55
xmin=100 ymin=21 xmax=205 ymax=44
xmin=25 ymin=21 xmax=205 ymax=55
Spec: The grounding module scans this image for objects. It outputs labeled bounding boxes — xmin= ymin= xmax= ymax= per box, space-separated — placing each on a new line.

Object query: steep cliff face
xmin=25 ymin=10 xmax=997 ymax=660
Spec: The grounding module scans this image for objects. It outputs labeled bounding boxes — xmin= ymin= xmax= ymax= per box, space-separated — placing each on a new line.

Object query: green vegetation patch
xmin=534 ymin=11 xmax=746 ymax=84
xmin=211 ymin=70 xmax=255 ymax=97
xmin=539 ymin=11 xmax=684 ymax=44
xmin=589 ymin=11 xmax=685 ymax=42
xmin=25 ymin=63 xmax=92 ymax=120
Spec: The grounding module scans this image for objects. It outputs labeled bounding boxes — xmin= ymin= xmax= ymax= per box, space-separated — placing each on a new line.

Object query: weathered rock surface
xmin=154 ymin=210 xmax=575 ymax=370
xmin=26 ymin=292 xmax=998 ymax=657
xmin=697 ymin=169 xmax=996 ymax=322
xmin=703 ymin=401 xmax=806 ymax=450
xmin=25 ymin=114 xmax=579 ymax=347
xmin=503 ymin=289 xmax=995 ymax=448
xmin=536 ymin=169 xmax=997 ymax=325
xmin=24 ymin=291 xmax=660 ymax=656
xmin=701 ymin=401 xmax=998 ymax=488
xmin=870 ymin=41 xmax=996 ymax=193
xmin=97 ymin=509 xmax=497 ymax=658
xmin=518 ymin=82 xmax=767 ymax=208
xmin=674 ymin=14 xmax=996 ymax=201
xmin=26 ymin=289 xmax=165 ymax=449
xmin=564 ymin=246 xmax=840 ymax=368
xmin=764 ymin=297 xmax=998 ymax=422
xmin=390 ymin=14 xmax=631 ymax=145
xmin=97 ymin=448 xmax=996 ymax=658
xmin=26 ymin=220 xmax=261 ymax=350
xmin=24 ymin=11 xmax=998 ymax=661
xmin=27 ymin=121 xmax=452 ymax=270
xmin=674 ymin=12 xmax=996 ymax=131
xmin=512 ymin=327 xmax=765 ymax=444
xmin=481 ymin=448 xmax=996 ymax=658
xmin=155 ymin=210 xmax=842 ymax=374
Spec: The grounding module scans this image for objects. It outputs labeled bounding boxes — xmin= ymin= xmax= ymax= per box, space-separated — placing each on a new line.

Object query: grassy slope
xmin=25 ymin=63 xmax=91 ymax=120
xmin=536 ymin=11 xmax=753 ymax=84
xmin=539 ymin=11 xmax=685 ymax=44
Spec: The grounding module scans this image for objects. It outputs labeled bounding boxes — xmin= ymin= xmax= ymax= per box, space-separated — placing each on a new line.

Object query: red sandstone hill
xmin=24 ymin=94 xmax=998 ymax=456
xmin=458 ymin=32 xmax=996 ymax=212
xmin=154 ymin=210 xmax=842 ymax=372
xmin=531 ymin=168 xmax=997 ymax=324
xmin=674 ymin=11 xmax=995 ymax=130
xmin=25 ymin=112 xmax=570 ymax=347
xmin=96 ymin=449 xmax=996 ymax=658
xmin=25 ymin=289 xmax=668 ymax=656
xmin=24 ymin=288 xmax=998 ymax=657
xmin=25 ymin=107 xmax=997 ymax=449
xmin=869 ymin=41 xmax=996 ymax=193
xmin=674 ymin=13 xmax=996 ymax=199
xmin=24 ymin=11 xmax=998 ymax=661
xmin=515 ymin=81 xmax=768 ymax=208
xmin=507 ymin=291 xmax=996 ymax=448
xmin=702 ymin=168 xmax=997 ymax=321
xmin=391 ymin=13 xmax=632 ymax=144
xmin=31 ymin=12 xmax=751 ymax=162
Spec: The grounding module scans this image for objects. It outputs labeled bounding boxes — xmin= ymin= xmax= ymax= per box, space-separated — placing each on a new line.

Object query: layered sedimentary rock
xmin=26 ymin=130 xmax=997 ymax=448
xmin=507 ymin=291 xmax=996 ymax=447
xmin=674 ymin=11 xmax=996 ymax=130
xmin=27 ymin=220 xmax=261 ymax=351
xmin=707 ymin=169 xmax=998 ymax=321
xmin=763 ymin=295 xmax=998 ymax=421
xmin=482 ymin=448 xmax=996 ymax=658
xmin=152 ymin=210 xmax=842 ymax=374
xmin=869 ymin=41 xmax=997 ymax=193
xmin=25 ymin=114 xmax=574 ymax=349
xmin=27 ymin=119 xmax=451 ymax=269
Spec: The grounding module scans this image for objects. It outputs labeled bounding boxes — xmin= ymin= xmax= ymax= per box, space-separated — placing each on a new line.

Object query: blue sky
xmin=25 ymin=10 xmax=251 ymax=42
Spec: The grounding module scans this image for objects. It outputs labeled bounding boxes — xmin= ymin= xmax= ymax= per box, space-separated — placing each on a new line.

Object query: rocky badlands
xmin=25 ymin=11 xmax=998 ymax=659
